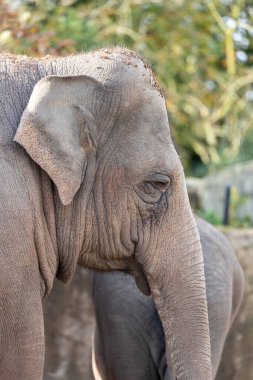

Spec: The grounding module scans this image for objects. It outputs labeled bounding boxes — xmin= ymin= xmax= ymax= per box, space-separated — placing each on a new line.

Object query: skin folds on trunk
xmin=138 ymin=170 xmax=212 ymax=380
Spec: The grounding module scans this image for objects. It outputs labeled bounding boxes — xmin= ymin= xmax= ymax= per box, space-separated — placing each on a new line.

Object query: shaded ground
xmin=43 ymin=229 xmax=253 ymax=380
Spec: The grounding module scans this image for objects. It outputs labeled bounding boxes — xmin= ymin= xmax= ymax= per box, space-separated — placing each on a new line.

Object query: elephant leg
xmin=0 ymin=263 xmax=44 ymax=379
xmin=92 ymin=271 xmax=169 ymax=380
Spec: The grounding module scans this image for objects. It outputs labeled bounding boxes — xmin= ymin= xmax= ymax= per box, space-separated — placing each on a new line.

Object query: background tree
xmin=1 ymin=0 xmax=253 ymax=176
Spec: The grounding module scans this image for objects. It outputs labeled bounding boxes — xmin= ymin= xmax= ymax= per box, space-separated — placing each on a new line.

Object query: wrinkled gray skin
xmin=0 ymin=48 xmax=212 ymax=379
xmin=92 ymin=218 xmax=244 ymax=380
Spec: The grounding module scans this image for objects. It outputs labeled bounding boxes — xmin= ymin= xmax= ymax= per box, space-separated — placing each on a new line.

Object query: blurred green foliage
xmin=196 ymin=209 xmax=223 ymax=226
xmin=1 ymin=0 xmax=253 ymax=175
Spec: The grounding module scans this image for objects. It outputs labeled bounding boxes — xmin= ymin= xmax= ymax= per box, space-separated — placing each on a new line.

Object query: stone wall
xmin=43 ymin=229 xmax=253 ymax=380
xmin=187 ymin=161 xmax=253 ymax=221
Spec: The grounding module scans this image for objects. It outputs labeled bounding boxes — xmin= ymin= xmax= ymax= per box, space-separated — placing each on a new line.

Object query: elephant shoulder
xmin=0 ymin=144 xmax=41 ymax=225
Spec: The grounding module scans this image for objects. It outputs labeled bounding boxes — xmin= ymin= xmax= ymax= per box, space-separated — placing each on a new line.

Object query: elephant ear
xmin=14 ymin=75 xmax=101 ymax=205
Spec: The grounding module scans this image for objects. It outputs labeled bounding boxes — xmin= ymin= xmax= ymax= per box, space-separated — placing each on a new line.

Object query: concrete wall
xmin=187 ymin=161 xmax=253 ymax=221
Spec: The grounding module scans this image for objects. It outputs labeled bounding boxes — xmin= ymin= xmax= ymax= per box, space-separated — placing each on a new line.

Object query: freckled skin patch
xmin=98 ymin=47 xmax=164 ymax=98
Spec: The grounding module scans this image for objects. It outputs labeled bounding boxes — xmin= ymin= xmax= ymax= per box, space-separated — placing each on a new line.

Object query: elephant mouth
xmin=133 ymin=272 xmax=151 ymax=296
xmin=127 ymin=255 xmax=151 ymax=296
xmin=87 ymin=253 xmax=151 ymax=296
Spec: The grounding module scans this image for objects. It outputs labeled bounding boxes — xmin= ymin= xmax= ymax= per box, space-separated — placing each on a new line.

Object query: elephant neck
xmin=53 ymin=151 xmax=97 ymax=283
xmin=53 ymin=195 xmax=84 ymax=283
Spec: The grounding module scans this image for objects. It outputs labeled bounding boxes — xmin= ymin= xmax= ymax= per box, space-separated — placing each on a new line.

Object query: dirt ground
xmin=43 ymin=228 xmax=253 ymax=380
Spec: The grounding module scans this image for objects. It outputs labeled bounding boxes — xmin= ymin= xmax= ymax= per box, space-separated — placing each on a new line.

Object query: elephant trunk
xmin=138 ymin=171 xmax=212 ymax=380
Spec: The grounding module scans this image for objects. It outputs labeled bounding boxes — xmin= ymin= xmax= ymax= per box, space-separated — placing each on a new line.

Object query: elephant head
xmin=14 ymin=48 xmax=212 ymax=379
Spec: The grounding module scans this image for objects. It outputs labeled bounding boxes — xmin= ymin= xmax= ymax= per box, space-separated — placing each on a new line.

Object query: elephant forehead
xmin=118 ymin=91 xmax=170 ymax=134
xmin=82 ymin=47 xmax=164 ymax=96
xmin=117 ymin=137 xmax=180 ymax=181
xmin=118 ymin=100 xmax=171 ymax=151
xmin=114 ymin=106 xmax=178 ymax=175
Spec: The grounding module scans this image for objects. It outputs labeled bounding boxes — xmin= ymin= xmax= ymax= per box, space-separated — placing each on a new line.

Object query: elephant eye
xmin=143 ymin=176 xmax=171 ymax=196
xmin=134 ymin=174 xmax=172 ymax=203
xmin=145 ymin=180 xmax=170 ymax=192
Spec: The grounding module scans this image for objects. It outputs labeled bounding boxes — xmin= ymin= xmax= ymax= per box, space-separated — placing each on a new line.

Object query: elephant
xmin=0 ymin=47 xmax=212 ymax=379
xmin=92 ymin=218 xmax=244 ymax=380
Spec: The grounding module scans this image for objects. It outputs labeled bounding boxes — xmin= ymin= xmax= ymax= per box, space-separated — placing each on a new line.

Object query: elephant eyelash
xmin=144 ymin=179 xmax=171 ymax=193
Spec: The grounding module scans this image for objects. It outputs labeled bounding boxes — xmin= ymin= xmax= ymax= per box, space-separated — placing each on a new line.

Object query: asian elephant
xmin=0 ymin=47 xmax=212 ymax=379
xmin=92 ymin=218 xmax=244 ymax=380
